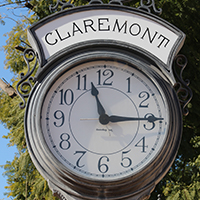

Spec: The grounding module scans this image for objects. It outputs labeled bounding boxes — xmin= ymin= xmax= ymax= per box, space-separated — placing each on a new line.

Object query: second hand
xmin=80 ymin=118 xmax=98 ymax=121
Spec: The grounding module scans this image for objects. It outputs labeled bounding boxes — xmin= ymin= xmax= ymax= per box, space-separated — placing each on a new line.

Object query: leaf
xmin=182 ymin=188 xmax=192 ymax=200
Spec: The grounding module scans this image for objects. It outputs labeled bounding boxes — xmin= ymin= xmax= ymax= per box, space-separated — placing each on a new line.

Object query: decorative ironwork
xmin=88 ymin=0 xmax=124 ymax=5
xmin=49 ymin=0 xmax=74 ymax=12
xmin=109 ymin=0 xmax=123 ymax=5
xmin=88 ymin=0 xmax=103 ymax=4
xmin=138 ymin=0 xmax=162 ymax=15
xmin=16 ymin=48 xmax=38 ymax=109
xmin=49 ymin=0 xmax=162 ymax=14
xmin=88 ymin=0 xmax=123 ymax=5
xmin=173 ymin=55 xmax=193 ymax=116
xmin=53 ymin=190 xmax=67 ymax=200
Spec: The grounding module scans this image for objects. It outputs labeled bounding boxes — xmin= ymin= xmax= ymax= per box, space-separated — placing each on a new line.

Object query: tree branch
xmin=0 ymin=1 xmax=27 ymax=8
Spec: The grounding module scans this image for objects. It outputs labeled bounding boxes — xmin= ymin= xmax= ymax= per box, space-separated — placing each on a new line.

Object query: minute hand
xmin=109 ymin=114 xmax=164 ymax=123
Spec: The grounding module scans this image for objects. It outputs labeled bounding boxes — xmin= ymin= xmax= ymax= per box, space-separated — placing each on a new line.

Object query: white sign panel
xmin=28 ymin=8 xmax=184 ymax=65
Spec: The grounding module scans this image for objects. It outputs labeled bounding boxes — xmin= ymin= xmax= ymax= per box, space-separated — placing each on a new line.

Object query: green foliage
xmin=149 ymin=0 xmax=200 ymax=199
xmin=0 ymin=91 xmax=25 ymax=150
xmin=3 ymin=18 xmax=29 ymax=74
xmin=30 ymin=0 xmax=57 ymax=19
xmin=2 ymin=151 xmax=57 ymax=200
xmin=0 ymin=0 xmax=200 ymax=199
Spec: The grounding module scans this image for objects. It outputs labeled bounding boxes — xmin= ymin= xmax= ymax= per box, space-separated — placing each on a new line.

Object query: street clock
xmin=17 ymin=1 xmax=192 ymax=199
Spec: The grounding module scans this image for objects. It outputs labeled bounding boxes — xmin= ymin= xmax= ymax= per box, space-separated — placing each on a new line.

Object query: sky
xmin=0 ymin=4 xmax=28 ymax=200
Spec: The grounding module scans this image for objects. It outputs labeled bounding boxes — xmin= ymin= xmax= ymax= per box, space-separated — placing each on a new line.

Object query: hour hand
xmin=91 ymin=82 xmax=106 ymax=116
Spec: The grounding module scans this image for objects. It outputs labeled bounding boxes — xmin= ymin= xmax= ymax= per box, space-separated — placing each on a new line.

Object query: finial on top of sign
xmin=49 ymin=0 xmax=162 ymax=15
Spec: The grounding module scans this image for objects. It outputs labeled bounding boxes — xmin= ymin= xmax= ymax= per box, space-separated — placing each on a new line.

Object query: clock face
xmin=41 ymin=60 xmax=169 ymax=181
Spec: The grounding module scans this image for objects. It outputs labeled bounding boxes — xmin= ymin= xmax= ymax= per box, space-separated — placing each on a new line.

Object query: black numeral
xmin=121 ymin=150 xmax=132 ymax=168
xmin=98 ymin=156 xmax=109 ymax=173
xmin=97 ymin=69 xmax=114 ymax=85
xmin=54 ymin=110 xmax=65 ymax=127
xmin=139 ymin=91 xmax=150 ymax=108
xmin=77 ymin=74 xmax=87 ymax=90
xmin=135 ymin=137 xmax=148 ymax=153
xmin=59 ymin=133 xmax=71 ymax=150
xmin=74 ymin=151 xmax=86 ymax=168
xmin=143 ymin=114 xmax=155 ymax=130
xmin=126 ymin=77 xmax=131 ymax=93
xmin=59 ymin=89 xmax=74 ymax=105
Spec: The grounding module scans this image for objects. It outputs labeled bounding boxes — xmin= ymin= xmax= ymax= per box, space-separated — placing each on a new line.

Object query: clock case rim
xmin=25 ymin=45 xmax=182 ymax=199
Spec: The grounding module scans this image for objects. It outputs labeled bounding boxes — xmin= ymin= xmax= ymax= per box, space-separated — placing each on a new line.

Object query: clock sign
xmin=17 ymin=1 xmax=192 ymax=200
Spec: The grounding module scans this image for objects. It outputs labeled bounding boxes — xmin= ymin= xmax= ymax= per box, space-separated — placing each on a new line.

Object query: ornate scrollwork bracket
xmin=138 ymin=0 xmax=162 ymax=15
xmin=173 ymin=55 xmax=193 ymax=116
xmin=16 ymin=48 xmax=38 ymax=109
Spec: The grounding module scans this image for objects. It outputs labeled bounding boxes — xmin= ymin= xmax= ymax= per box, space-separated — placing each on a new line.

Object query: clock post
xmin=16 ymin=0 xmax=192 ymax=199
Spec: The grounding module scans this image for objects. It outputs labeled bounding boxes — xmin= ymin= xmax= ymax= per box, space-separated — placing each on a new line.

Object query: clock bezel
xmin=25 ymin=46 xmax=182 ymax=199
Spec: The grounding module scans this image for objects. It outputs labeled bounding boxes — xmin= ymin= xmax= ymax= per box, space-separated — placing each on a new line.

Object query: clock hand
xmin=90 ymin=84 xmax=163 ymax=125
xmin=146 ymin=114 xmax=164 ymax=123
xmin=109 ymin=114 xmax=164 ymax=123
xmin=91 ymin=82 xmax=106 ymax=116
xmin=80 ymin=118 xmax=98 ymax=121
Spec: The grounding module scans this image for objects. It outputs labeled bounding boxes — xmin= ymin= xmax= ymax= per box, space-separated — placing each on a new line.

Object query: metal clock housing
xmin=25 ymin=45 xmax=182 ymax=200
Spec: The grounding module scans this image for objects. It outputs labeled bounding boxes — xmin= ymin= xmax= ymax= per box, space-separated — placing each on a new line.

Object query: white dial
xmin=41 ymin=60 xmax=169 ymax=181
